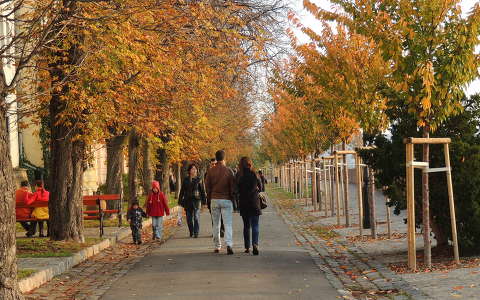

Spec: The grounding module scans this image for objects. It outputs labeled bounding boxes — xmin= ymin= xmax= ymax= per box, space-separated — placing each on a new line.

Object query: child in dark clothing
xmin=127 ymin=202 xmax=147 ymax=245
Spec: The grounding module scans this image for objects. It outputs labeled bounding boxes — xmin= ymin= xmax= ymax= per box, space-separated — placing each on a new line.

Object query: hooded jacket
xmin=15 ymin=187 xmax=32 ymax=219
xmin=146 ymin=181 xmax=170 ymax=217
xmin=29 ymin=187 xmax=50 ymax=219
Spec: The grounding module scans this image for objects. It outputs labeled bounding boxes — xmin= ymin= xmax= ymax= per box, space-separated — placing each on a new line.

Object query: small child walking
xmin=127 ymin=202 xmax=147 ymax=245
xmin=146 ymin=181 xmax=170 ymax=240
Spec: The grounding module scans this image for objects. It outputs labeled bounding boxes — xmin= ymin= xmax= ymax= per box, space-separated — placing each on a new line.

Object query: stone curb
xmin=19 ymin=206 xmax=180 ymax=293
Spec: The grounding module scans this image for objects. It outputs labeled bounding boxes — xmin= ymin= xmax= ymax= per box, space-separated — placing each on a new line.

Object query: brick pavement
xmin=23 ymin=220 xmax=178 ymax=300
xmin=273 ymin=185 xmax=480 ymax=300
xmin=271 ymin=189 xmax=431 ymax=300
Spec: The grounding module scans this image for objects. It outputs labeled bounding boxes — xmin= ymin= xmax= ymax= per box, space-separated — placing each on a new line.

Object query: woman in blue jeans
xmin=236 ymin=157 xmax=263 ymax=255
xmin=178 ymin=164 xmax=207 ymax=238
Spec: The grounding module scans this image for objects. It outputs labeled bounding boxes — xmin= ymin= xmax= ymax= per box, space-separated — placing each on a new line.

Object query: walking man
xmin=205 ymin=150 xmax=235 ymax=254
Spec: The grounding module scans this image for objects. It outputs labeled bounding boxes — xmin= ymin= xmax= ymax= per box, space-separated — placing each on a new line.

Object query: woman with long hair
xmin=236 ymin=157 xmax=262 ymax=255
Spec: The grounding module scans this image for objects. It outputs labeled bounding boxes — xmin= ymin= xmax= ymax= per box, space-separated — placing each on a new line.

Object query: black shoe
xmin=244 ymin=249 xmax=250 ymax=253
xmin=194 ymin=234 xmax=198 ymax=238
xmin=26 ymin=233 xmax=33 ymax=238
xmin=190 ymin=233 xmax=193 ymax=238
xmin=227 ymin=246 xmax=234 ymax=255
xmin=152 ymin=235 xmax=156 ymax=240
xmin=253 ymin=245 xmax=259 ymax=255
xmin=132 ymin=241 xmax=137 ymax=244
xmin=214 ymin=249 xmax=220 ymax=253
xmin=137 ymin=241 xmax=142 ymax=245
xmin=220 ymin=232 xmax=225 ymax=238
xmin=39 ymin=233 xmax=46 ymax=238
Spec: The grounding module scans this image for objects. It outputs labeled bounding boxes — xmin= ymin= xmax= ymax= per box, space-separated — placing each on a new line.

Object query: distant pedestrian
xmin=205 ymin=150 xmax=235 ymax=254
xmin=127 ymin=201 xmax=147 ymax=245
xmin=146 ymin=181 xmax=170 ymax=240
xmin=258 ymin=170 xmax=267 ymax=192
xmin=178 ymin=164 xmax=207 ymax=238
xmin=28 ymin=180 xmax=50 ymax=237
xmin=237 ymin=157 xmax=263 ymax=255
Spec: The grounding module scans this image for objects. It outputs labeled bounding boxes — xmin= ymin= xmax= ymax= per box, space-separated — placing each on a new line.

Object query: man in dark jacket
xmin=205 ymin=150 xmax=235 ymax=254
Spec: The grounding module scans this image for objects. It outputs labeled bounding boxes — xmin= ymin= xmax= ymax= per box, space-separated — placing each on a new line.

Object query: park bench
xmin=16 ymin=194 xmax=122 ymax=237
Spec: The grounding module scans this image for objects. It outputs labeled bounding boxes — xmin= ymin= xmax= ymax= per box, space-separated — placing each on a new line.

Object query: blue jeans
xmin=151 ymin=216 xmax=163 ymax=239
xmin=211 ymin=199 xmax=233 ymax=248
xmin=242 ymin=215 xmax=259 ymax=249
xmin=186 ymin=208 xmax=200 ymax=236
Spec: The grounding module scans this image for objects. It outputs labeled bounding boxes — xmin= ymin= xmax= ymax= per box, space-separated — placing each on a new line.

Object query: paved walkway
xmin=100 ymin=204 xmax=340 ymax=300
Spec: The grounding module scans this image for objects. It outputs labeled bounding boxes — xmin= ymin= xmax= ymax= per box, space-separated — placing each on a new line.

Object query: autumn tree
xmin=0 ymin=0 xmax=77 ymax=297
xmin=312 ymin=0 xmax=480 ymax=267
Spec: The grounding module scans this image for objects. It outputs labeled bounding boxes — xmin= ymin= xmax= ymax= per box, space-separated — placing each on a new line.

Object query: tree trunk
xmin=105 ymin=134 xmax=126 ymax=210
xmin=0 ymin=110 xmax=24 ymax=299
xmin=48 ymin=92 xmax=86 ymax=242
xmin=155 ymin=147 xmax=170 ymax=194
xmin=142 ymin=138 xmax=152 ymax=195
xmin=431 ymin=217 xmax=449 ymax=246
xmin=128 ymin=130 xmax=140 ymax=206
xmin=422 ymin=127 xmax=431 ymax=268
xmin=47 ymin=1 xmax=86 ymax=242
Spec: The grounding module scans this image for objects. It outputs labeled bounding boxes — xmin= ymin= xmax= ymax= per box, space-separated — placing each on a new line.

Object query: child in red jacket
xmin=146 ymin=181 xmax=170 ymax=240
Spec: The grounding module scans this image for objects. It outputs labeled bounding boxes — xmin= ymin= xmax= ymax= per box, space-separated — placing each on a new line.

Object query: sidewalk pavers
xmin=270 ymin=186 xmax=480 ymax=300
xmin=18 ymin=207 xmax=179 ymax=295
xmin=270 ymin=188 xmax=430 ymax=300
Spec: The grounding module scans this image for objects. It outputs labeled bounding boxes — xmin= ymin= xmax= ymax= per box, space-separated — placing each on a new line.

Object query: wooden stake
xmin=406 ymin=143 xmax=416 ymax=271
xmin=343 ymin=155 xmax=350 ymax=226
xmin=312 ymin=160 xmax=317 ymax=210
xmin=335 ymin=155 xmax=341 ymax=225
xmin=368 ymin=167 xmax=377 ymax=239
xmin=356 ymin=155 xmax=363 ymax=238
xmin=444 ymin=143 xmax=460 ymax=264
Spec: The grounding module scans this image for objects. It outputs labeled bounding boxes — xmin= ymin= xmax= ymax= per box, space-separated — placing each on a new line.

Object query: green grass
xmin=18 ymin=269 xmax=36 ymax=279
xmin=16 ymin=237 xmax=103 ymax=258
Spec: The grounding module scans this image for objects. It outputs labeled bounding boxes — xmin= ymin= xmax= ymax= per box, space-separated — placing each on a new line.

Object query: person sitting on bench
xmin=28 ymin=180 xmax=50 ymax=237
xmin=16 ymin=181 xmax=35 ymax=237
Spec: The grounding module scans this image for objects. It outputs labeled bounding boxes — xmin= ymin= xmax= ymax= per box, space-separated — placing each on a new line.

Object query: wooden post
xmin=329 ymin=164 xmax=335 ymax=217
xmin=406 ymin=143 xmax=416 ymax=271
xmin=444 ymin=143 xmax=460 ymax=264
xmin=356 ymin=155 xmax=363 ymax=238
xmin=368 ymin=167 xmax=377 ymax=239
xmin=339 ymin=156 xmax=345 ymax=216
xmin=343 ymin=154 xmax=350 ymax=227
xmin=323 ymin=161 xmax=328 ymax=215
xmin=312 ymin=160 xmax=317 ymax=210
xmin=305 ymin=160 xmax=309 ymax=201
xmin=334 ymin=155 xmax=341 ymax=225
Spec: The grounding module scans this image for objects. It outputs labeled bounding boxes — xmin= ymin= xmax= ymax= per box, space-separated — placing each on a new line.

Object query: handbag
xmin=259 ymin=192 xmax=268 ymax=210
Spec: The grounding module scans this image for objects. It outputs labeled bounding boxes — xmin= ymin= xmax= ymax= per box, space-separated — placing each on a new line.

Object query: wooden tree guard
xmin=334 ymin=150 xmax=360 ymax=229
xmin=404 ymin=137 xmax=460 ymax=271
xmin=368 ymin=167 xmax=377 ymax=239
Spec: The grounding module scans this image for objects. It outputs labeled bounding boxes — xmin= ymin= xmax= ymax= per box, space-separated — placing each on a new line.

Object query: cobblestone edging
xmin=19 ymin=206 xmax=180 ymax=293
xmin=272 ymin=200 xmax=431 ymax=300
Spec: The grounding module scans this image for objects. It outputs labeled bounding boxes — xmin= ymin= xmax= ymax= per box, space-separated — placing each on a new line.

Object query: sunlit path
xmin=100 ymin=203 xmax=339 ymax=300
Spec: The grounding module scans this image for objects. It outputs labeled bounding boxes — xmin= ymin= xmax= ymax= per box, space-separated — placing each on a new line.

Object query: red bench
xmin=16 ymin=194 xmax=122 ymax=237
